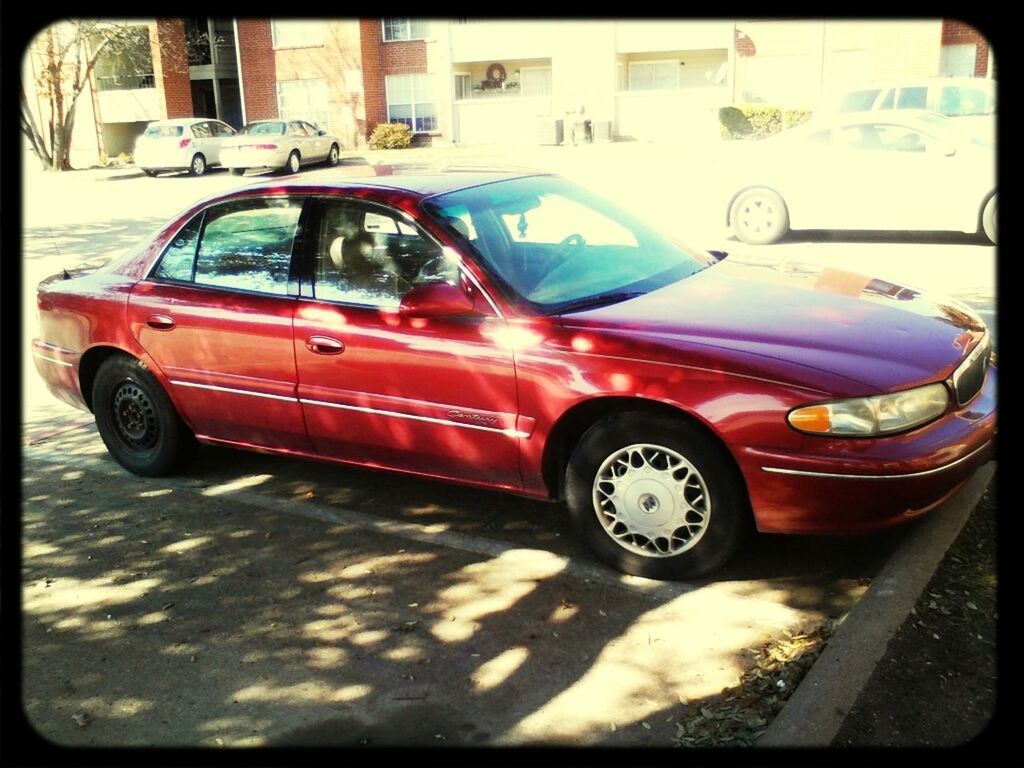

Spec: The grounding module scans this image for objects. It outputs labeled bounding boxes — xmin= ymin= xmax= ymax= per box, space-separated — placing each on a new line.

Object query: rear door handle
xmin=306 ymin=335 xmax=345 ymax=355
xmin=146 ymin=314 xmax=175 ymax=330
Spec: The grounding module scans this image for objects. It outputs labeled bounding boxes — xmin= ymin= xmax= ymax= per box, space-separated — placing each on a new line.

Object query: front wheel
xmin=565 ymin=413 xmax=749 ymax=579
xmin=189 ymin=153 xmax=207 ymax=176
xmin=92 ymin=355 xmax=195 ymax=476
xmin=730 ymin=187 xmax=789 ymax=245
xmin=327 ymin=144 xmax=340 ymax=166
xmin=982 ymin=194 xmax=997 ymax=245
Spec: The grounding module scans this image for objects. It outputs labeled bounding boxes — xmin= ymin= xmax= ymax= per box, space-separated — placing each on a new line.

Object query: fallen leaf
xmin=72 ymin=712 xmax=91 ymax=728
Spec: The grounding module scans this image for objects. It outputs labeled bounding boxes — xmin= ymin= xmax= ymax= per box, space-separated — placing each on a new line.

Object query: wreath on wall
xmin=486 ymin=63 xmax=507 ymax=85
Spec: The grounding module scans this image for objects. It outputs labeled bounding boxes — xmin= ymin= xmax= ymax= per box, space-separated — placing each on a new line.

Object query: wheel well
xmin=725 ymin=185 xmax=784 ymax=226
xmin=541 ymin=397 xmax=747 ymax=503
xmin=78 ymin=346 xmax=132 ymax=412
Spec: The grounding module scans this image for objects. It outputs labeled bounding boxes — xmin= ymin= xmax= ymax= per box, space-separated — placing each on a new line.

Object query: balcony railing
xmin=95 ymin=74 xmax=155 ymax=92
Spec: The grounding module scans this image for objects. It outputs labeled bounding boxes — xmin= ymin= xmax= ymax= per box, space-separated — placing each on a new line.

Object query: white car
xmin=723 ymin=111 xmax=996 ymax=245
xmin=219 ymin=119 xmax=342 ymax=175
xmin=134 ymin=118 xmax=238 ymax=177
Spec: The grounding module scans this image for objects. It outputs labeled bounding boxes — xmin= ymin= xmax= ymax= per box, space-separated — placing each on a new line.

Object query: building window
xmin=940 ymin=43 xmax=978 ymax=77
xmin=277 ymin=79 xmax=329 ymax=132
xmin=454 ymin=73 xmax=471 ymax=101
xmin=272 ymin=20 xmax=325 ymax=49
xmin=520 ymin=67 xmax=552 ymax=98
xmin=382 ymin=18 xmax=429 ymax=42
xmin=386 ymin=74 xmax=437 ymax=133
xmin=628 ymin=61 xmax=680 ymax=91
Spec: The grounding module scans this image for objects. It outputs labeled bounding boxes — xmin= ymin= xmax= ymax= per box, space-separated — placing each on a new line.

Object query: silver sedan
xmin=220 ymin=119 xmax=342 ymax=175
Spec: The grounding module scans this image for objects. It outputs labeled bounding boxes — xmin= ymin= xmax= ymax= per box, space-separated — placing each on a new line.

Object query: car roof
xmin=241 ymin=167 xmax=548 ymax=198
xmin=831 ymin=77 xmax=995 ymax=90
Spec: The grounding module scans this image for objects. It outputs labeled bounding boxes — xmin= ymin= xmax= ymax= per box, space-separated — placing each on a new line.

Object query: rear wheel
xmin=285 ymin=151 xmax=301 ymax=174
xmin=982 ymin=194 xmax=997 ymax=245
xmin=189 ymin=153 xmax=207 ymax=176
xmin=731 ymin=187 xmax=789 ymax=244
xmin=565 ymin=412 xmax=749 ymax=579
xmin=92 ymin=355 xmax=195 ymax=476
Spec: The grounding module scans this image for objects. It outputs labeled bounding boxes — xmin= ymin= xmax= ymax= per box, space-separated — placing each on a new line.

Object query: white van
xmin=821 ymin=77 xmax=995 ymax=133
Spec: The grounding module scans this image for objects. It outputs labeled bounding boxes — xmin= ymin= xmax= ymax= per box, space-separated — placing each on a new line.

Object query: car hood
xmin=559 ymin=257 xmax=986 ymax=395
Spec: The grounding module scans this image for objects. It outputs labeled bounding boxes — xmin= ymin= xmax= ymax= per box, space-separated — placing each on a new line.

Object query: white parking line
xmin=22 ymin=442 xmax=811 ymax=622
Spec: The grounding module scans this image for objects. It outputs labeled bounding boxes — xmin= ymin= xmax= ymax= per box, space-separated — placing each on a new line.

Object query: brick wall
xmin=237 ymin=19 xmax=278 ymax=121
xmin=941 ymin=20 xmax=990 ymax=77
xmin=359 ymin=19 xmax=429 ymax=138
xmin=152 ymin=19 xmax=192 ymax=119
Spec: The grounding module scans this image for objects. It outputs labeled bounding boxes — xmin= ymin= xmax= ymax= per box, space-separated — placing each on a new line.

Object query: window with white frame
xmin=272 ymin=20 xmax=325 ymax=48
xmin=940 ymin=43 xmax=978 ymax=77
xmin=277 ymin=79 xmax=329 ymax=132
xmin=628 ymin=61 xmax=680 ymax=91
xmin=520 ymin=67 xmax=552 ymax=98
xmin=386 ymin=74 xmax=437 ymax=132
xmin=382 ymin=18 xmax=429 ymax=42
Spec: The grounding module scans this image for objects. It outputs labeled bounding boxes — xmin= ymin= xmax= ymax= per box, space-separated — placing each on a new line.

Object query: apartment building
xmin=23 ymin=18 xmax=993 ymax=167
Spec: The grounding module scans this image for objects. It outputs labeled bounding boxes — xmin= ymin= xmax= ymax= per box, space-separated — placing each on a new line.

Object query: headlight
xmin=788 ymin=383 xmax=950 ymax=437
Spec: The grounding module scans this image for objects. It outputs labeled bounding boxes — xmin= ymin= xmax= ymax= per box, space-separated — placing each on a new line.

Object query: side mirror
xmin=399 ymin=282 xmax=480 ymax=318
xmin=317 ymin=129 xmax=327 ymax=137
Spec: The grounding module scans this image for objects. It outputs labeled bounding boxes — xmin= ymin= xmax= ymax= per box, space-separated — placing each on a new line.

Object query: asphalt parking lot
xmin=19 ymin=141 xmax=997 ymax=746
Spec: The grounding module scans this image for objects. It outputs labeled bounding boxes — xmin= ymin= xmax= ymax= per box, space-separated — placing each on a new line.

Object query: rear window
xmin=144 ymin=125 xmax=184 ymax=138
xmin=939 ymin=85 xmax=995 ymax=116
xmin=242 ymin=122 xmax=286 ymax=136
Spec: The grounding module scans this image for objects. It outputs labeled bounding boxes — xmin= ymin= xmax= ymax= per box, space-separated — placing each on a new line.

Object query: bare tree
xmin=21 ymin=20 xmax=204 ymax=171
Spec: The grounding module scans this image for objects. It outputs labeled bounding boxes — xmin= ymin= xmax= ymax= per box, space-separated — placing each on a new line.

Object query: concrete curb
xmin=757 ymin=461 xmax=996 ymax=747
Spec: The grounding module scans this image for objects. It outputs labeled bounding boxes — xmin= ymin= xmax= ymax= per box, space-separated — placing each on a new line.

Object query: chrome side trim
xmin=32 ymin=351 xmax=73 ymax=368
xmin=299 ymin=397 xmax=527 ymax=438
xmin=170 ymin=380 xmax=298 ymax=403
xmin=760 ymin=440 xmax=991 ymax=480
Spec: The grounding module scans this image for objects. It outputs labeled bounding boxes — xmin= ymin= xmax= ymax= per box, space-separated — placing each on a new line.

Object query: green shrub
xmin=369 ymin=122 xmax=413 ymax=150
xmin=719 ymin=105 xmax=814 ymax=140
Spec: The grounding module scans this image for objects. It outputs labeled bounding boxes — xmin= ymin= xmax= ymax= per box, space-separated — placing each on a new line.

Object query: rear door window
xmin=191 ymin=122 xmax=213 ymax=139
xmin=150 ymin=198 xmax=304 ymax=295
xmin=896 ymin=87 xmax=928 ymax=109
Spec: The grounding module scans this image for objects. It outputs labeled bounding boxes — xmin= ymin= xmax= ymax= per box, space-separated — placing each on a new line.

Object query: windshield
xmin=915 ymin=112 xmax=994 ymax=148
xmin=423 ymin=175 xmax=710 ymax=313
xmin=144 ymin=124 xmax=183 ymax=138
xmin=242 ymin=122 xmax=286 ymax=136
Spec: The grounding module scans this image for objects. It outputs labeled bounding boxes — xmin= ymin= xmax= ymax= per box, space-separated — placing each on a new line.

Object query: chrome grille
xmin=951 ymin=334 xmax=991 ymax=406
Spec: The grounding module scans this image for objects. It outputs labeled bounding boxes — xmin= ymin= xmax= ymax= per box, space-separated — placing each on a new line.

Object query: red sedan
xmin=33 ymin=171 xmax=996 ymax=579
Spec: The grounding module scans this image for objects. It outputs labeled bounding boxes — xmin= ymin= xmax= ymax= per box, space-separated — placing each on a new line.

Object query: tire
xmin=189 ymin=154 xmax=207 ymax=176
xmin=92 ymin=355 xmax=196 ymax=477
xmin=730 ymin=187 xmax=789 ymax=245
xmin=982 ymin=194 xmax=997 ymax=245
xmin=141 ymin=168 xmax=159 ymax=177
xmin=565 ymin=412 xmax=750 ymax=580
xmin=230 ymin=168 xmax=246 ymax=177
xmin=327 ymin=144 xmax=340 ymax=166
xmin=285 ymin=151 xmax=301 ymax=174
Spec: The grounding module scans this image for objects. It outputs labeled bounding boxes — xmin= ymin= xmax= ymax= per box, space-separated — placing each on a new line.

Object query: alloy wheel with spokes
xmin=190 ymin=154 xmax=207 ymax=176
xmin=565 ymin=412 xmax=749 ymax=579
xmin=593 ymin=443 xmax=711 ymax=558
xmin=286 ymin=151 xmax=301 ymax=174
xmin=327 ymin=144 xmax=340 ymax=166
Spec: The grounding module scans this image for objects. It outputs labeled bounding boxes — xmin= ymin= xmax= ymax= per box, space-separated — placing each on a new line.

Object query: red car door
xmin=291 ymin=197 xmax=523 ymax=489
xmin=127 ymin=196 xmax=313 ymax=451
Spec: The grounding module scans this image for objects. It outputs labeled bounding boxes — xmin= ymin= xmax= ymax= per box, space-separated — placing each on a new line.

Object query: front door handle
xmin=306 ymin=335 xmax=345 ymax=355
xmin=146 ymin=314 xmax=175 ymax=330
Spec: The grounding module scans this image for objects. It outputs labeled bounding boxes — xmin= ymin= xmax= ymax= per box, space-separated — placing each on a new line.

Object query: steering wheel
xmin=414 ymin=255 xmax=457 ymax=285
xmin=558 ymin=233 xmax=586 ymax=250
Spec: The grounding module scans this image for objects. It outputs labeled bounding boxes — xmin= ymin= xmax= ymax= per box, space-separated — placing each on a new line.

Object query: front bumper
xmin=737 ymin=364 xmax=997 ymax=534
